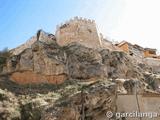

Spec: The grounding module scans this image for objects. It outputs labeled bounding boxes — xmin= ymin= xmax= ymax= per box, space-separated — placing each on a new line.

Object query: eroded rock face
xmin=1 ymin=30 xmax=144 ymax=85
xmin=19 ymin=49 xmax=33 ymax=71
xmin=64 ymin=43 xmax=108 ymax=79
xmin=100 ymin=49 xmax=143 ymax=79
xmin=123 ymin=79 xmax=146 ymax=94
xmin=32 ymin=41 xmax=67 ymax=76
xmin=0 ymin=79 xmax=117 ymax=120
xmin=9 ymin=40 xmax=68 ymax=84
xmin=11 ymin=71 xmax=66 ymax=84
xmin=144 ymin=72 xmax=160 ymax=92
xmin=41 ymin=80 xmax=117 ymax=120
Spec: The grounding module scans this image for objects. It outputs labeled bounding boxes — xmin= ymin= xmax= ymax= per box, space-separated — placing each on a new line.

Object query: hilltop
xmin=0 ymin=17 xmax=160 ymax=120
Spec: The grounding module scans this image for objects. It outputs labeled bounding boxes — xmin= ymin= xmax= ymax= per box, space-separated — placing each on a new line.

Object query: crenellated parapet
xmin=10 ymin=17 xmax=119 ymax=56
xmin=56 ymin=16 xmax=95 ymax=30
xmin=55 ymin=17 xmax=102 ymax=49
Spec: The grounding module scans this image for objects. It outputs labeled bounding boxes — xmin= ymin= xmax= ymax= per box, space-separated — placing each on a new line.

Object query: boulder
xmin=9 ymin=40 xmax=68 ymax=84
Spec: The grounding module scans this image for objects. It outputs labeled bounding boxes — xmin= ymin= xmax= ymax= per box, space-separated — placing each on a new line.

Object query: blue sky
xmin=0 ymin=0 xmax=79 ymax=50
xmin=0 ymin=0 xmax=123 ymax=50
xmin=0 ymin=0 xmax=160 ymax=52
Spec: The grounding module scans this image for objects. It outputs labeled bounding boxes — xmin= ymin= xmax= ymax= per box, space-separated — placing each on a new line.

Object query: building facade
xmin=116 ymin=41 xmax=159 ymax=59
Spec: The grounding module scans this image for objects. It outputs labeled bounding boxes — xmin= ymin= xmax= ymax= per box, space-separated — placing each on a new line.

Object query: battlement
xmin=11 ymin=17 xmax=116 ymax=55
xmin=56 ymin=16 xmax=95 ymax=30
xmin=55 ymin=17 xmax=102 ymax=49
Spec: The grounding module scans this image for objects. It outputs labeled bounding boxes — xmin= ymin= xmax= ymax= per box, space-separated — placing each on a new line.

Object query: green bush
xmin=0 ymin=57 xmax=6 ymax=65
xmin=0 ymin=47 xmax=10 ymax=65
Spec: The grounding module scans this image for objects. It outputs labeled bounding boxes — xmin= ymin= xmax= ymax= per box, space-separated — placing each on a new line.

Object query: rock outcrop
xmin=144 ymin=72 xmax=160 ymax=92
xmin=0 ymin=79 xmax=117 ymax=120
xmin=40 ymin=80 xmax=117 ymax=120
xmin=100 ymin=49 xmax=143 ymax=79
xmin=0 ymin=30 xmax=145 ymax=85
xmin=8 ymin=40 xmax=68 ymax=84
xmin=64 ymin=43 xmax=108 ymax=79
xmin=1 ymin=18 xmax=160 ymax=120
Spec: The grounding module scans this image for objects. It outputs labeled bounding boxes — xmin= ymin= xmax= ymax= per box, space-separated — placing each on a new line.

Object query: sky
xmin=0 ymin=0 xmax=160 ymax=52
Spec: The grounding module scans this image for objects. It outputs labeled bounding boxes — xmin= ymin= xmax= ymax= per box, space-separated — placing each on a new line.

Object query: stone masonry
xmin=55 ymin=16 xmax=102 ymax=49
xmin=11 ymin=17 xmax=119 ymax=56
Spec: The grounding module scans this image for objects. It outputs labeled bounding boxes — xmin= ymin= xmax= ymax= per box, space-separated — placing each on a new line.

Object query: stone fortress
xmin=55 ymin=16 xmax=102 ymax=49
xmin=4 ymin=17 xmax=160 ymax=120
xmin=11 ymin=16 xmax=118 ymax=55
xmin=10 ymin=16 xmax=160 ymax=73
xmin=55 ymin=16 xmax=118 ymax=50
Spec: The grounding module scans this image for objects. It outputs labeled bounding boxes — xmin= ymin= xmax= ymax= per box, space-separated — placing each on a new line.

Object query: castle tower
xmin=55 ymin=17 xmax=102 ymax=49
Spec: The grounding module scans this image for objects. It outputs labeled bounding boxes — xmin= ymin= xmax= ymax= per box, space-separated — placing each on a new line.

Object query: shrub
xmin=0 ymin=47 xmax=10 ymax=68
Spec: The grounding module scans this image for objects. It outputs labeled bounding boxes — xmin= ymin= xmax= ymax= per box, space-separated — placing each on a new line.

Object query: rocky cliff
xmin=0 ymin=29 xmax=160 ymax=120
xmin=1 ymin=30 xmax=143 ymax=84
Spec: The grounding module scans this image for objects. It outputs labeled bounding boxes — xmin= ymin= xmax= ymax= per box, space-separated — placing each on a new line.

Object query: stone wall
xmin=11 ymin=17 xmax=119 ymax=56
xmin=117 ymin=95 xmax=139 ymax=120
xmin=55 ymin=17 xmax=102 ymax=49
xmin=117 ymin=94 xmax=160 ymax=120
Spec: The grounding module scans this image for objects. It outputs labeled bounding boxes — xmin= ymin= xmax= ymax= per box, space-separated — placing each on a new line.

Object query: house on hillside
xmin=115 ymin=41 xmax=144 ymax=62
xmin=116 ymin=41 xmax=160 ymax=72
xmin=144 ymin=48 xmax=159 ymax=58
xmin=116 ymin=41 xmax=160 ymax=59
